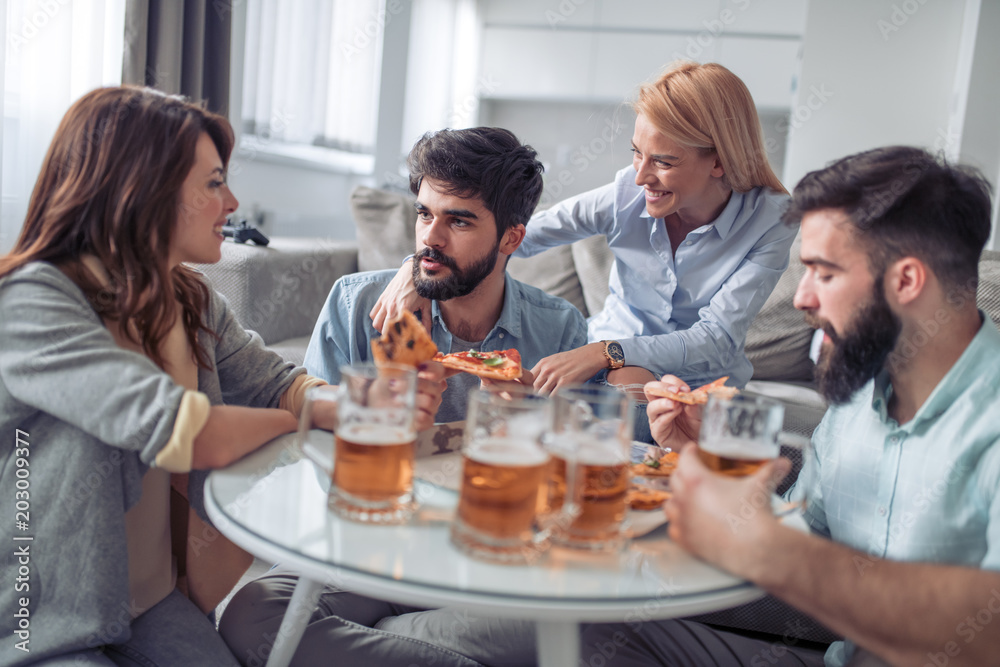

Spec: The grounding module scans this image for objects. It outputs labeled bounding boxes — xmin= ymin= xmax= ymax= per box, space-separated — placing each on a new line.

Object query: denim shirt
xmin=304 ymin=270 xmax=588 ymax=422
xmin=519 ymin=165 xmax=795 ymax=388
xmin=795 ymin=314 xmax=1000 ymax=666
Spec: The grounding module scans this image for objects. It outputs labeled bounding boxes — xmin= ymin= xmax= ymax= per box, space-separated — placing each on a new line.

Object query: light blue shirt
xmin=518 ymin=165 xmax=794 ymax=388
xmin=799 ymin=315 xmax=1000 ymax=666
xmin=304 ymin=270 xmax=588 ymax=423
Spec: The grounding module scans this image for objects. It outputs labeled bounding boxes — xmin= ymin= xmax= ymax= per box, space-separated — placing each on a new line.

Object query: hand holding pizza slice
xmin=644 ymin=376 xmax=739 ymax=405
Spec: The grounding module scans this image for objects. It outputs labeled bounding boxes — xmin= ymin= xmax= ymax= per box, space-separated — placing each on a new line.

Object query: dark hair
xmin=0 ymin=86 xmax=234 ymax=369
xmin=407 ymin=127 xmax=545 ymax=238
xmin=783 ymin=146 xmax=993 ymax=294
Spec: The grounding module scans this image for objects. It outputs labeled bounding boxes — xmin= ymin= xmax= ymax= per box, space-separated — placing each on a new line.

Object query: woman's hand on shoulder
xmin=369 ymin=259 xmax=431 ymax=333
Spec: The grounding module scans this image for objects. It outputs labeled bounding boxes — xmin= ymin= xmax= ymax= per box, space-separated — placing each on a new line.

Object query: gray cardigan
xmin=0 ymin=262 xmax=304 ymax=664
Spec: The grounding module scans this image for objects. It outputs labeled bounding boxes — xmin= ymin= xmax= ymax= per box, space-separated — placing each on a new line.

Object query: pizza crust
xmin=371 ymin=311 xmax=439 ymax=368
xmin=627 ymin=485 xmax=671 ymax=510
xmin=645 ymin=376 xmax=740 ymax=405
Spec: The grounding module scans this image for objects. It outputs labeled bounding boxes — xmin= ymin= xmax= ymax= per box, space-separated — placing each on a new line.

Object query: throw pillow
xmin=745 ymin=234 xmax=816 ymax=383
xmin=351 ymin=185 xmax=416 ymax=272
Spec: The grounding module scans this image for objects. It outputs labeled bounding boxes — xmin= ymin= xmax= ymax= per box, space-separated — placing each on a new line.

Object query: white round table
xmin=205 ymin=432 xmax=765 ymax=667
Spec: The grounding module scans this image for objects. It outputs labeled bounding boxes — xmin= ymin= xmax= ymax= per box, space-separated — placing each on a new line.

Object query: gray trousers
xmin=221 ymin=565 xmax=840 ymax=667
xmin=33 ymin=588 xmax=239 ymax=666
xmin=580 ymin=619 xmax=829 ymax=667
xmin=218 ymin=565 xmax=535 ymax=666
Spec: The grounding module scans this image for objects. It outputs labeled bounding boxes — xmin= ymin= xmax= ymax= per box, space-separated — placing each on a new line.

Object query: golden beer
xmin=332 ymin=423 xmax=415 ymax=507
xmin=697 ymin=437 xmax=775 ymax=478
xmin=451 ymin=438 xmax=550 ymax=558
xmin=549 ymin=448 xmax=629 ymax=545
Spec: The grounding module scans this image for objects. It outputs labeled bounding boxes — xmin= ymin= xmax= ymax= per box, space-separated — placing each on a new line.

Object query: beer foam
xmin=548 ymin=434 xmax=627 ymax=466
xmin=466 ymin=438 xmax=550 ymax=467
xmin=338 ymin=423 xmax=415 ymax=446
xmin=700 ymin=436 xmax=778 ymax=460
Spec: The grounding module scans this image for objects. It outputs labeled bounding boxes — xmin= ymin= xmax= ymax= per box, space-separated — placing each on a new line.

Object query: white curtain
xmin=401 ymin=0 xmax=480 ymax=154
xmin=1 ymin=0 xmax=125 ymax=253
xmin=241 ymin=0 xmax=381 ymax=153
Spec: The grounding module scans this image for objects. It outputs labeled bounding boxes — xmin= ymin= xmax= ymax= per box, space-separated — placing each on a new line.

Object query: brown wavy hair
xmin=0 ymin=86 xmax=234 ymax=369
xmin=634 ymin=61 xmax=787 ymax=194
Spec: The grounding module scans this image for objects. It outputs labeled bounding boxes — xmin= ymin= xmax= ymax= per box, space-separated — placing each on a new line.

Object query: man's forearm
xmin=747 ymin=523 xmax=1000 ymax=666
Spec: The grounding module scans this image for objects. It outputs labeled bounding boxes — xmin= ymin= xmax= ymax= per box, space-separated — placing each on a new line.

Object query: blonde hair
xmin=633 ymin=61 xmax=786 ymax=194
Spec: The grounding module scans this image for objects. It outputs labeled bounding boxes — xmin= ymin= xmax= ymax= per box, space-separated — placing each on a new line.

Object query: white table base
xmin=265 ymin=576 xmax=323 ymax=667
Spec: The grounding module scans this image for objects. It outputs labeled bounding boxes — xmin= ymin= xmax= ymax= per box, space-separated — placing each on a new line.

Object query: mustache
xmin=416 ymin=247 xmax=458 ymax=271
xmin=803 ymin=312 xmax=839 ymax=344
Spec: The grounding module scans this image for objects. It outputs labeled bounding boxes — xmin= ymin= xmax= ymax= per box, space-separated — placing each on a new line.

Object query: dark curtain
xmin=122 ymin=0 xmax=232 ymax=115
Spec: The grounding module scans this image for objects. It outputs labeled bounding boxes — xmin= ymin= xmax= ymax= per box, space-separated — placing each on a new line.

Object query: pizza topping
xmin=435 ymin=349 xmax=523 ymax=380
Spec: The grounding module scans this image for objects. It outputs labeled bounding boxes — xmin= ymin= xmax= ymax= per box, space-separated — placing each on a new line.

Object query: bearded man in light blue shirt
xmin=303 ymin=127 xmax=588 ymax=424
xmin=589 ymin=146 xmax=1000 ymax=666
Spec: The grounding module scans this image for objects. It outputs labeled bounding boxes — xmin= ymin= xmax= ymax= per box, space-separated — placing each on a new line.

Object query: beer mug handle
xmin=772 ymin=431 xmax=812 ymax=517
xmin=298 ymin=385 xmax=343 ymax=476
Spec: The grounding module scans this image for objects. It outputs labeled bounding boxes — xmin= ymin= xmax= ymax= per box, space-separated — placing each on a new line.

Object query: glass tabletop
xmin=205 ymin=431 xmax=766 ymax=619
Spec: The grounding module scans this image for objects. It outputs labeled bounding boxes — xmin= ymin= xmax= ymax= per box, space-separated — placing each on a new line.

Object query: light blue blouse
xmin=518 ymin=165 xmax=795 ymax=388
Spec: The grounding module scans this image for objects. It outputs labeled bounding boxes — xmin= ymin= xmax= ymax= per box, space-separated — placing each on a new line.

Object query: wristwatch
xmin=601 ymin=340 xmax=625 ymax=370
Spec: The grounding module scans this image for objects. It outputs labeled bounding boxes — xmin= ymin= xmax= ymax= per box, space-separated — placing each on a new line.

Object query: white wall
xmin=957 ymin=0 xmax=1000 ymax=248
xmin=227 ymin=159 xmax=367 ymax=240
xmin=783 ymin=0 xmax=967 ymax=188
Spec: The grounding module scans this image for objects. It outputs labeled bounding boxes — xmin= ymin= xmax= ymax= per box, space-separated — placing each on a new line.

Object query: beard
xmin=412 ymin=243 xmax=500 ymax=301
xmin=807 ymin=280 xmax=902 ymax=405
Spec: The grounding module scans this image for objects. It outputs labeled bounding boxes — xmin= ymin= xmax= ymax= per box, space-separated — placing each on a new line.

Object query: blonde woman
xmin=372 ymin=62 xmax=795 ymax=436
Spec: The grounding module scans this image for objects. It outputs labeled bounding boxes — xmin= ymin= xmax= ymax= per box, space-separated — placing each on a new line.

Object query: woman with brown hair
xmin=372 ymin=61 xmax=796 ymax=437
xmin=0 ymin=86 xmax=328 ymax=665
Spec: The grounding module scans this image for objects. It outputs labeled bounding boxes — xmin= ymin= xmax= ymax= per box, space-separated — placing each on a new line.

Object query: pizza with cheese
xmin=434 ymin=349 xmax=522 ymax=381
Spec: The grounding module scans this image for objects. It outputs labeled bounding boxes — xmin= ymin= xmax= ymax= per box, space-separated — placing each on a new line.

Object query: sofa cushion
xmin=570 ymin=234 xmax=614 ymax=318
xmin=507 ymin=246 xmax=588 ymax=316
xmin=350 ymin=186 xmax=417 ymax=272
xmin=978 ymin=250 xmax=1000 ymax=327
xmin=194 ymin=238 xmax=358 ymax=346
xmin=745 ymin=234 xmax=816 ymax=383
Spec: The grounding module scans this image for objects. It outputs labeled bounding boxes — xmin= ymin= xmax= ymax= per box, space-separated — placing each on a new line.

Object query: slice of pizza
xmin=645 ymin=376 xmax=740 ymax=405
xmin=370 ymin=310 xmax=438 ymax=368
xmin=631 ymin=449 xmax=679 ymax=477
xmin=626 ymin=484 xmax=672 ymax=510
xmin=434 ymin=349 xmax=522 ymax=381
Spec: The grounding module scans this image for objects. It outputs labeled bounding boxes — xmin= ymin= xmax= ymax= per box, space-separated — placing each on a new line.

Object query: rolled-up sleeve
xmin=153 ymin=390 xmax=210 ymax=472
xmin=0 ymin=268 xmax=188 ymax=465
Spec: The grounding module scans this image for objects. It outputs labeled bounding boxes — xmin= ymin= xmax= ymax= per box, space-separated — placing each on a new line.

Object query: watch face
xmin=607 ymin=341 xmax=625 ymax=363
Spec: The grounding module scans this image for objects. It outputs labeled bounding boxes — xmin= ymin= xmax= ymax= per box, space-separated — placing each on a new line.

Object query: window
xmin=240 ymin=0 xmax=382 ymax=154
xmin=1 ymin=0 xmax=125 ymax=253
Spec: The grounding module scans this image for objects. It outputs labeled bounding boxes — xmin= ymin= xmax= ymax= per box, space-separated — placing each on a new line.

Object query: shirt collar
xmin=909 ymin=312 xmax=996 ymax=425
xmin=637 ymin=189 xmax=745 ymax=241
xmin=429 ymin=272 xmax=522 ymax=340
xmin=869 ymin=311 xmax=997 ymax=428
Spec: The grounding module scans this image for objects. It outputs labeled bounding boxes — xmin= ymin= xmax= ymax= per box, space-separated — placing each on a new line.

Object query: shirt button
xmin=890 ymin=436 xmax=899 ymax=445
xmin=686 ymin=240 xmax=693 ymax=245
xmin=499 ymin=333 xmax=504 ymax=339
xmin=878 ymin=507 xmax=887 ymax=516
